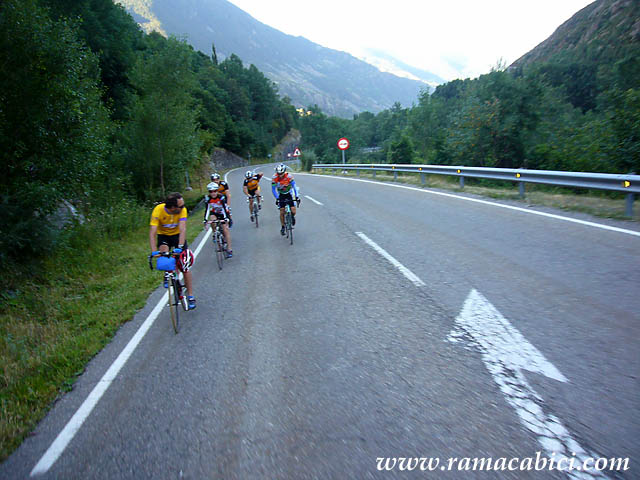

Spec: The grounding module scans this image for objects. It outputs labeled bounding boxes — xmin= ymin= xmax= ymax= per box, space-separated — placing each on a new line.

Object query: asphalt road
xmin=3 ymin=168 xmax=639 ymax=479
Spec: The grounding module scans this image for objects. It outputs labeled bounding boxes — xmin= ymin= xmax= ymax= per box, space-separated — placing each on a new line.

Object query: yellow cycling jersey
xmin=150 ymin=203 xmax=187 ymax=235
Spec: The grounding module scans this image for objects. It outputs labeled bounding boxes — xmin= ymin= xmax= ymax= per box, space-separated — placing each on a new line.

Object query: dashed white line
xmin=356 ymin=232 xmax=425 ymax=287
xmin=304 ymin=195 xmax=323 ymax=206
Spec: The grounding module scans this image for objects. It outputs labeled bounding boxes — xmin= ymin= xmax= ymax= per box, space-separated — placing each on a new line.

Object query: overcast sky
xmin=226 ymin=0 xmax=595 ymax=81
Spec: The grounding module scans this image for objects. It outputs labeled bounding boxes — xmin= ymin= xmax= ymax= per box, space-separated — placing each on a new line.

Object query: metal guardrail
xmin=312 ymin=163 xmax=639 ymax=217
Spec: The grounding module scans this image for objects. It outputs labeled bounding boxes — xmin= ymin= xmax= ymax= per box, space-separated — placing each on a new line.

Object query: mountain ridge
xmin=510 ymin=0 xmax=639 ymax=68
xmin=116 ymin=0 xmax=431 ymax=117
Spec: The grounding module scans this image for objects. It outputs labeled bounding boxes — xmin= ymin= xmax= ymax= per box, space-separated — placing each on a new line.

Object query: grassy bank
xmin=312 ymin=169 xmax=639 ymax=222
xmin=0 ymin=185 xmax=210 ymax=461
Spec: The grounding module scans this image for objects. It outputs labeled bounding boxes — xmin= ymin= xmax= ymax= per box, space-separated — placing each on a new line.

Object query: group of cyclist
xmin=149 ymin=164 xmax=300 ymax=310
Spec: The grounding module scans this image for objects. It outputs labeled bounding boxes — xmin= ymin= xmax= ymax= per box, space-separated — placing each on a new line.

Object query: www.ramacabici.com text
xmin=376 ymin=452 xmax=629 ymax=473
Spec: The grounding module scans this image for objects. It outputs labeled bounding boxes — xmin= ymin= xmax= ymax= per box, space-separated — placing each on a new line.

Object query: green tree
xmin=387 ymin=134 xmax=415 ymax=164
xmin=0 ymin=0 xmax=112 ymax=256
xmin=122 ymin=36 xmax=201 ymax=200
xmin=41 ymin=0 xmax=144 ymax=121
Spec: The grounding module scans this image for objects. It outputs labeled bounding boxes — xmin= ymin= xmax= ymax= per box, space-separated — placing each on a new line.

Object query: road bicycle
xmin=247 ymin=194 xmax=260 ymax=228
xmin=205 ymin=219 xmax=229 ymax=270
xmin=148 ymin=250 xmax=189 ymax=334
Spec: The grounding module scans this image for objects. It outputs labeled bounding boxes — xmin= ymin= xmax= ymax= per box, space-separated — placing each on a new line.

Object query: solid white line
xmin=356 ymin=232 xmax=425 ymax=287
xmin=31 ymin=216 xmax=212 ymax=476
xmin=297 ymin=173 xmax=640 ymax=238
xmin=304 ymin=195 xmax=323 ymax=206
xmin=31 ymin=297 xmax=165 ymax=476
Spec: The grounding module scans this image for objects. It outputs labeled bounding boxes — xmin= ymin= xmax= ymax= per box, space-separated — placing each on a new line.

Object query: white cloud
xmin=227 ymin=0 xmax=595 ymax=81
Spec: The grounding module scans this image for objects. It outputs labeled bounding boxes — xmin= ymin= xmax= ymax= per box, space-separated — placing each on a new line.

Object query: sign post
xmin=337 ymin=137 xmax=350 ymax=165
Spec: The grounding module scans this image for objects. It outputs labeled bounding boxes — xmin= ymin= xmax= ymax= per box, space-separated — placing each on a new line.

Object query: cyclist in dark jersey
xmin=243 ymin=170 xmax=263 ymax=222
xmin=204 ymin=182 xmax=233 ymax=257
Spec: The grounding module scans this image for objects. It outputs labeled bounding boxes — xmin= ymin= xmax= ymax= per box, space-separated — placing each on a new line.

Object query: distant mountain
xmin=116 ymin=0 xmax=432 ymax=117
xmin=510 ymin=0 xmax=640 ymax=69
xmin=356 ymin=48 xmax=445 ymax=89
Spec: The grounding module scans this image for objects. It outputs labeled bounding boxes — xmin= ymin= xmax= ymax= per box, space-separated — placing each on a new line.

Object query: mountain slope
xmin=510 ymin=0 xmax=640 ymax=68
xmin=117 ymin=0 xmax=429 ymax=117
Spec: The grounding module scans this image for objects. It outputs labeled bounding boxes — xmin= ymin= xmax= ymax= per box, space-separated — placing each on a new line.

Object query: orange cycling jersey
xmin=244 ymin=173 xmax=263 ymax=191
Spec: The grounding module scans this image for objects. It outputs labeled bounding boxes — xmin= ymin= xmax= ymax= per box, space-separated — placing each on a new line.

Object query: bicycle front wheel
xmin=286 ymin=211 xmax=294 ymax=245
xmin=215 ymin=233 xmax=224 ymax=270
xmin=168 ymin=278 xmax=180 ymax=333
xmin=253 ymin=202 xmax=259 ymax=228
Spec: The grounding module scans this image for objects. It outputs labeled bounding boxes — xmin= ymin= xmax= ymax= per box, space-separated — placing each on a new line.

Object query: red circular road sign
xmin=337 ymin=137 xmax=350 ymax=150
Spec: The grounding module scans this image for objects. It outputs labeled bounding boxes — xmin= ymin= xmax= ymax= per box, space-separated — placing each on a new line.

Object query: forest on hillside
xmin=298 ymin=0 xmax=639 ymax=177
xmin=2 ymin=0 xmax=639 ymax=264
xmin=1 ymin=0 xmax=300 ymax=261
xmin=299 ymin=53 xmax=639 ymax=175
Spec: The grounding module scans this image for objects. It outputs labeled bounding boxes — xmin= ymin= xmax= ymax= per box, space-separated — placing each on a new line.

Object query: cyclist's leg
xmin=183 ymin=270 xmax=193 ymax=296
xmin=222 ymin=223 xmax=232 ymax=251
xmin=157 ymin=234 xmax=171 ymax=253
xmin=290 ymin=205 xmax=297 ymax=224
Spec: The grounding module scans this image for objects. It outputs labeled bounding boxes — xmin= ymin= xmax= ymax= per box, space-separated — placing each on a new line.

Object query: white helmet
xmin=275 ymin=164 xmax=286 ymax=174
xmin=210 ymin=173 xmax=220 ymax=181
xmin=245 ymin=170 xmax=253 ymax=179
xmin=207 ymin=182 xmax=219 ymax=191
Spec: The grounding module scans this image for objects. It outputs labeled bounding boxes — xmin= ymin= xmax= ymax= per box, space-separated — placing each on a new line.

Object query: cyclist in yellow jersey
xmin=149 ymin=192 xmax=196 ymax=309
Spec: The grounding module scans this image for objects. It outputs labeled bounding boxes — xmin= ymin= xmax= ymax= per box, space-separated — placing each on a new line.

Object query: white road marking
xmin=31 ymin=222 xmax=212 ymax=476
xmin=304 ymin=195 xmax=323 ymax=206
xmin=355 ymin=232 xmax=425 ymax=287
xmin=448 ymin=289 xmax=607 ymax=479
xmin=297 ymin=173 xmax=640 ymax=238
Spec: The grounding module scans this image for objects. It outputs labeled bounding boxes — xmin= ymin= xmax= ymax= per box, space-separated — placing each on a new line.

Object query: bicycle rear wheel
xmin=168 ymin=278 xmax=180 ymax=333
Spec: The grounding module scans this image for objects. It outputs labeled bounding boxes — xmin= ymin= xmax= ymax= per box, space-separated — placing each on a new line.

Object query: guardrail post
xmin=357 ymin=169 xmax=360 ymax=178
xmin=519 ymin=182 xmax=525 ymax=199
xmin=460 ymin=176 xmax=465 ymax=189
xmin=421 ymin=173 xmax=426 ymax=186
xmin=373 ymin=170 xmax=376 ymax=179
xmin=394 ymin=171 xmax=398 ymax=181
xmin=626 ymin=193 xmax=634 ymax=218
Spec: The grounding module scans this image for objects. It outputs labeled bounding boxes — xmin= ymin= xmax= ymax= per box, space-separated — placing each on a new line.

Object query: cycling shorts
xmin=278 ymin=193 xmax=295 ymax=208
xmin=157 ymin=234 xmax=188 ymax=249
xmin=211 ymin=212 xmax=228 ymax=221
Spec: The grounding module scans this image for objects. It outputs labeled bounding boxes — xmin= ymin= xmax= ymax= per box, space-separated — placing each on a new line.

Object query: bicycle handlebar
xmin=147 ymin=250 xmax=180 ymax=270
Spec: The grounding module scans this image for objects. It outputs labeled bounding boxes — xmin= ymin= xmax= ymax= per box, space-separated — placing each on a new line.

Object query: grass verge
xmin=0 ymin=188 xmax=208 ymax=462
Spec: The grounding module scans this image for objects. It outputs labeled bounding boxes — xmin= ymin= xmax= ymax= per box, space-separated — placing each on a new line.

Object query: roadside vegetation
xmin=0 ymin=175 xmax=223 ymax=460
